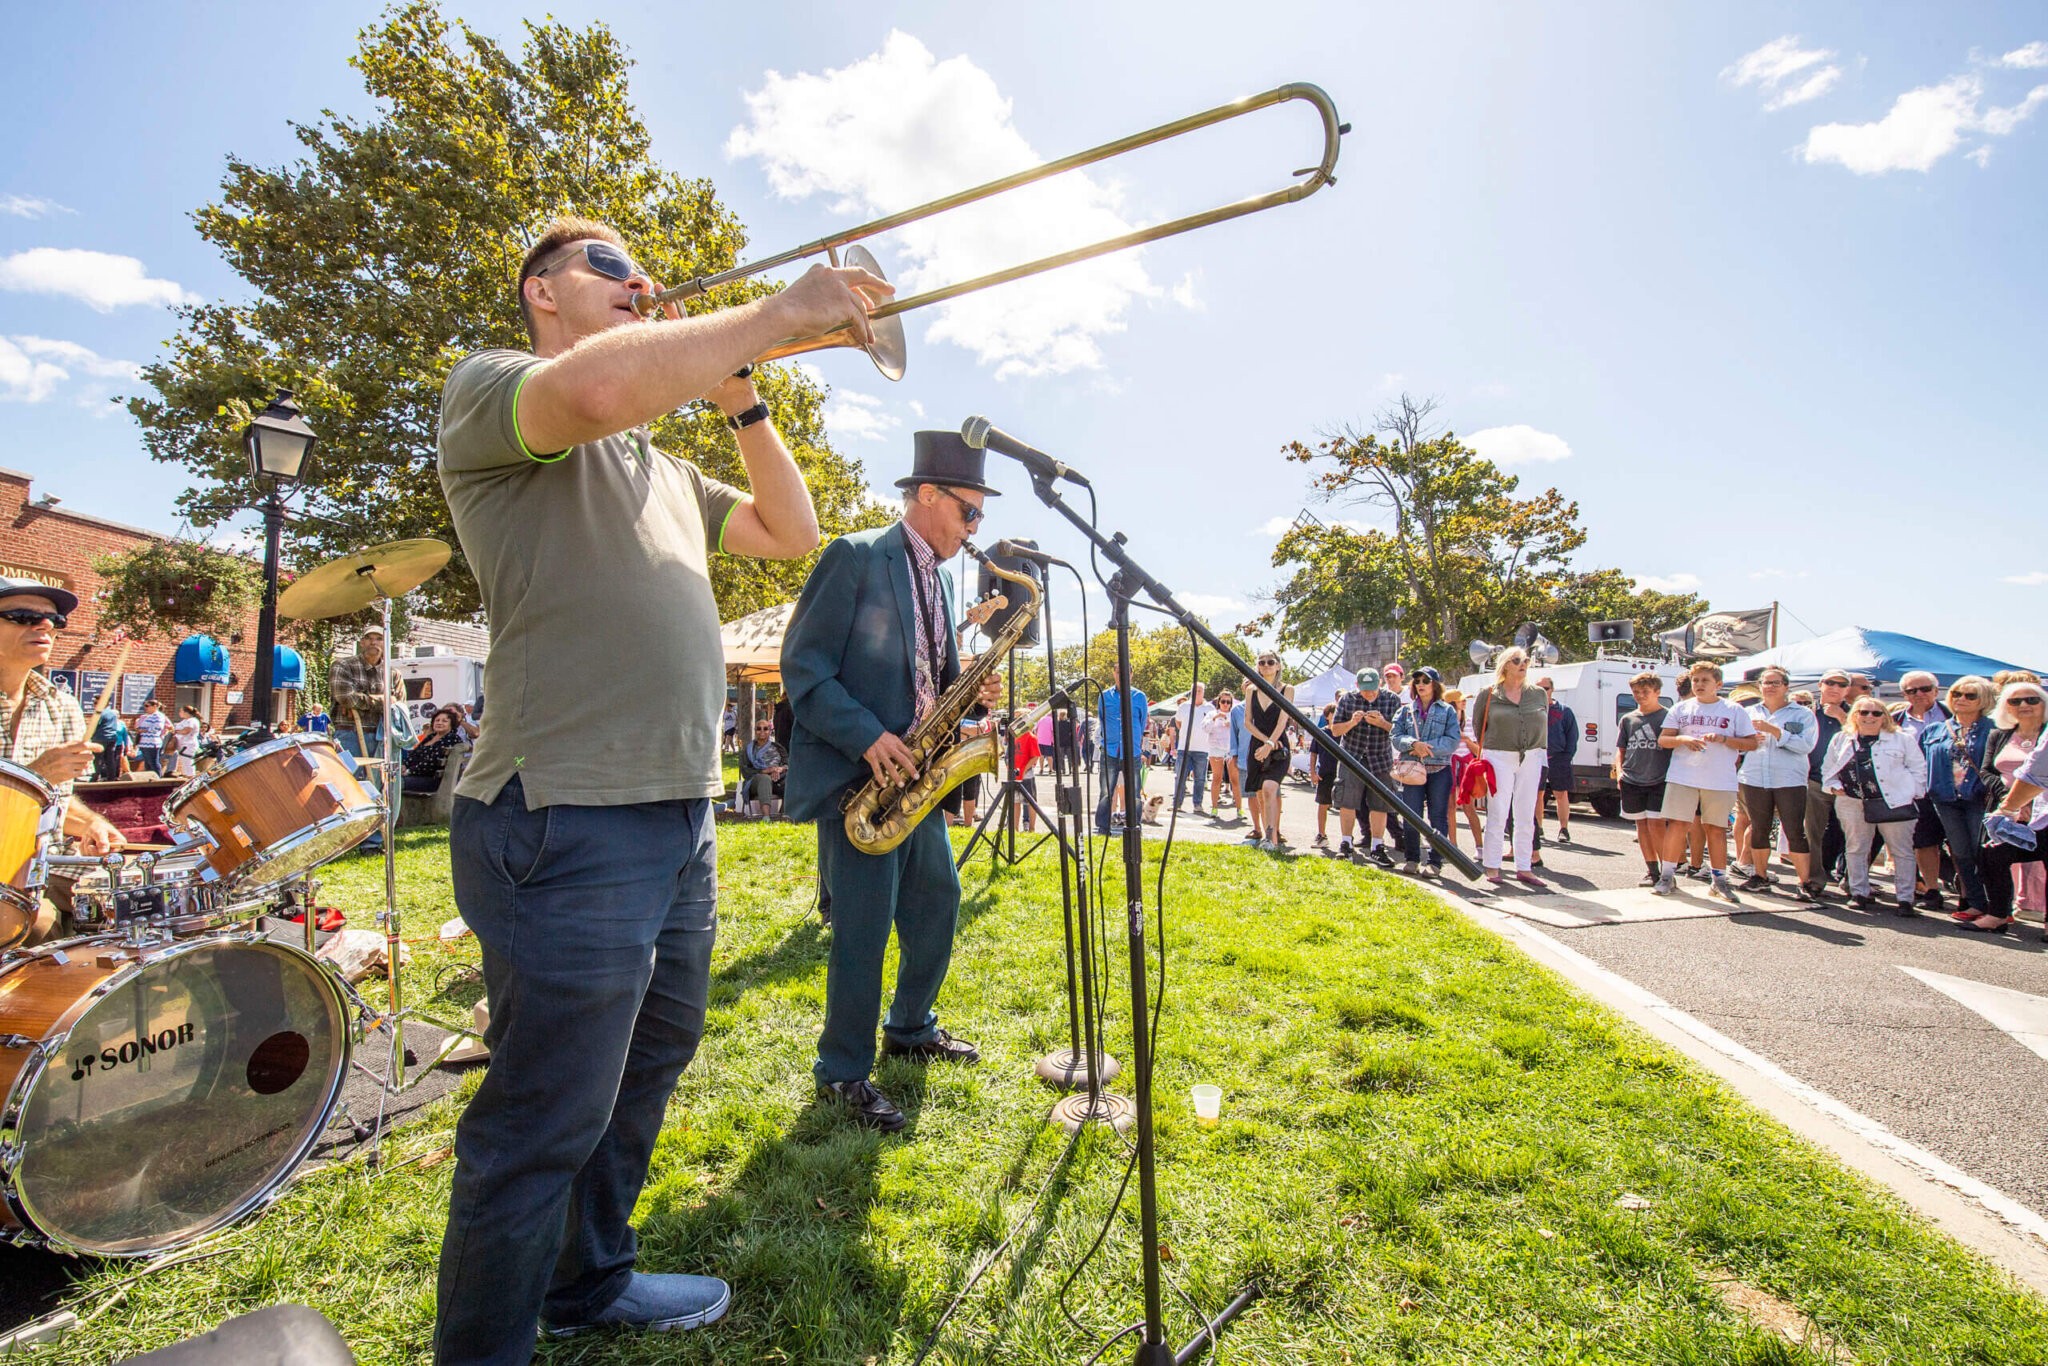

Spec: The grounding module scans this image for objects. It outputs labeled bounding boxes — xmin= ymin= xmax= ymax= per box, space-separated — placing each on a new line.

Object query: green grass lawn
xmin=44 ymin=823 xmax=2048 ymax=1364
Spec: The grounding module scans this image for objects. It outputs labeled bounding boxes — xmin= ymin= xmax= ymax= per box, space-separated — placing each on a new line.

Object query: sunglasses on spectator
xmin=0 ymin=608 xmax=66 ymax=628
xmin=1952 ymin=691 xmax=1980 ymax=701
xmin=1903 ymin=685 xmax=1934 ymax=695
xmin=2012 ymin=696 xmax=2046 ymax=707
xmin=1853 ymin=708 xmax=1885 ymax=718
xmin=537 ymin=240 xmax=641 ymax=283
xmin=1821 ymin=677 xmax=1849 ymax=686
xmin=934 ymin=486 xmax=985 ymax=527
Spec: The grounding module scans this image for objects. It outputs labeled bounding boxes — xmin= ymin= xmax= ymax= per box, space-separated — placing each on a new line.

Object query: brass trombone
xmin=633 ymin=82 xmax=1347 ymax=379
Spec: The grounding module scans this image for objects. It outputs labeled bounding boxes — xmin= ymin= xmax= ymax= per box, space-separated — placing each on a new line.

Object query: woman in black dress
xmin=1245 ymin=654 xmax=1295 ymax=851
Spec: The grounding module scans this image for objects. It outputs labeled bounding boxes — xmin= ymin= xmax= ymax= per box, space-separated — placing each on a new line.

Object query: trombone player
xmin=781 ymin=434 xmax=1005 ymax=1133
xmin=432 ymin=215 xmax=886 ymax=1363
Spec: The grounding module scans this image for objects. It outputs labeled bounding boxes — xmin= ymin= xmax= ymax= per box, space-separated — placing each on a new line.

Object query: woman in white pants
xmin=1821 ymin=698 xmax=1928 ymax=915
xmin=1464 ymin=647 xmax=1552 ymax=886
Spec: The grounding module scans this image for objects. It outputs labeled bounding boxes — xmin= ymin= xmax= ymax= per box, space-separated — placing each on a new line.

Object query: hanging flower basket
xmin=94 ymin=540 xmax=262 ymax=640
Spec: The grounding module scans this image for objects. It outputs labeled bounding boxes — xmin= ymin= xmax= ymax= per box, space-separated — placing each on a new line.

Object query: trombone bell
xmin=752 ymin=244 xmax=906 ymax=381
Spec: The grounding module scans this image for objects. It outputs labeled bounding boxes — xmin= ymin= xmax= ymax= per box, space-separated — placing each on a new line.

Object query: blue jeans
xmin=1095 ymin=751 xmax=1130 ymax=834
xmin=1397 ymin=766 xmax=1453 ymax=865
xmin=814 ymin=809 xmax=959 ymax=1083
xmin=435 ymin=778 xmax=717 ymax=1365
xmin=1931 ymin=796 xmax=1989 ymax=911
xmin=1174 ymin=750 xmax=1210 ymax=810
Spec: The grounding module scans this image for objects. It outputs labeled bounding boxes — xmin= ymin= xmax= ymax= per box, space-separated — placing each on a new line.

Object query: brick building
xmin=0 ymin=466 xmax=271 ymax=727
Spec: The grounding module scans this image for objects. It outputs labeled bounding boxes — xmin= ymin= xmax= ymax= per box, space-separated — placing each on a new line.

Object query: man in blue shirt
xmin=1095 ymin=682 xmax=1148 ymax=835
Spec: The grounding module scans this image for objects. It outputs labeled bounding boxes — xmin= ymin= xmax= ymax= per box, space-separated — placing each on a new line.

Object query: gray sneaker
xmin=542 ymin=1272 xmax=732 ymax=1339
xmin=1706 ymin=878 xmax=1741 ymax=906
xmin=1651 ymin=874 xmax=1677 ymax=897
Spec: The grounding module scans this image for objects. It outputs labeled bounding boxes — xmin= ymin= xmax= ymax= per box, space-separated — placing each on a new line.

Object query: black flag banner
xmin=1658 ymin=606 xmax=1777 ymax=660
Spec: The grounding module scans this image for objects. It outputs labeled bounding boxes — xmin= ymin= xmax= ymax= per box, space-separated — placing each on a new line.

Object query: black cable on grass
xmin=907 ymin=1121 xmax=1087 ymax=1366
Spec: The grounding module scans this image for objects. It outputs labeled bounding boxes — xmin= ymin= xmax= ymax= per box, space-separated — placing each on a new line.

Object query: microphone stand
xmin=1023 ymin=467 xmax=1483 ymax=1366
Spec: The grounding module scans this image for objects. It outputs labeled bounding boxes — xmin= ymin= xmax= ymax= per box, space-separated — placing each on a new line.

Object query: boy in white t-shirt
xmin=1653 ymin=661 xmax=1758 ymax=902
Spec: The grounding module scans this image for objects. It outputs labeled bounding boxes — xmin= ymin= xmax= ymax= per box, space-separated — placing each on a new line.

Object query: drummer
xmin=0 ymin=577 xmax=125 ymax=939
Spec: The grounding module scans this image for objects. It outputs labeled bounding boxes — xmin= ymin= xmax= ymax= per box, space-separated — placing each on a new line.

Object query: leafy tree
xmin=1261 ymin=397 xmax=1705 ymax=674
xmin=127 ymin=1 xmax=889 ymax=622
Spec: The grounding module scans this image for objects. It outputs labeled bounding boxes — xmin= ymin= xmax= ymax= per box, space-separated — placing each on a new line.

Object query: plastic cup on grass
xmin=1190 ymin=1084 xmax=1222 ymax=1123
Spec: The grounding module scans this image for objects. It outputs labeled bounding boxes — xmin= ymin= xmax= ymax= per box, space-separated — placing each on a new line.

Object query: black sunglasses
xmin=1903 ymin=685 xmax=1934 ymax=695
xmin=934 ymin=486 xmax=984 ymax=527
xmin=2011 ymin=696 xmax=2045 ymax=707
xmin=0 ymin=608 xmax=65 ymax=628
xmin=536 ymin=240 xmax=641 ymax=284
xmin=1952 ymin=691 xmax=1981 ymax=700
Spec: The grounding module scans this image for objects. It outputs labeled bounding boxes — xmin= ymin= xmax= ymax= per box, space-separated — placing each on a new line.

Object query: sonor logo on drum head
xmin=70 ymin=1023 xmax=197 ymax=1080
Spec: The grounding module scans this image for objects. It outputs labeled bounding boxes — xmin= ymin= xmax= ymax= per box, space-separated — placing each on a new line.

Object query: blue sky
xmin=3 ymin=3 xmax=2044 ymax=664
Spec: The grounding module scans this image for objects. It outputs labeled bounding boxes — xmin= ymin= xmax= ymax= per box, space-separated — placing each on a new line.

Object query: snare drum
xmin=0 ymin=931 xmax=351 ymax=1256
xmin=0 ymin=760 xmax=63 ymax=952
xmin=63 ymin=849 xmax=241 ymax=937
xmin=166 ymin=736 xmax=384 ymax=889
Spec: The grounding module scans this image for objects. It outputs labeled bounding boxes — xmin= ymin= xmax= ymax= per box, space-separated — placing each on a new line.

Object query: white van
xmin=1455 ymin=654 xmax=1680 ymax=817
xmin=393 ymin=651 xmax=484 ymax=732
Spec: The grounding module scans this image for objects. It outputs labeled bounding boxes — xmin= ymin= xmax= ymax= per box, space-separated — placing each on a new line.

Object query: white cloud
xmin=1637 ymin=572 xmax=1704 ymax=594
xmin=1170 ymin=272 xmax=1203 ymax=311
xmin=1464 ymin=424 xmax=1571 ymax=465
xmin=1179 ymin=592 xmax=1247 ymax=616
xmin=0 ymin=338 xmax=68 ymax=402
xmin=1802 ymin=75 xmax=2048 ymax=174
xmin=2003 ymin=570 xmax=2048 ymax=587
xmin=1723 ymin=36 xmax=1842 ymax=110
xmin=822 ymin=387 xmax=901 ymax=442
xmin=0 ymin=248 xmax=198 ymax=312
xmin=1998 ymin=42 xmax=2048 ymax=70
xmin=727 ymin=32 xmax=1161 ymax=379
xmin=0 ymin=335 xmax=140 ymax=403
xmin=908 ymin=399 xmax=926 ymax=418
xmin=1252 ymin=515 xmax=1298 ymax=537
xmin=0 ymin=195 xmax=72 ymax=219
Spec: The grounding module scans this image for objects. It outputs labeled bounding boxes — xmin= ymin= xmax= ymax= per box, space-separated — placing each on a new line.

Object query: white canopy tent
xmin=721 ymin=602 xmax=794 ymax=684
xmin=1291 ymin=664 xmax=1356 ymax=712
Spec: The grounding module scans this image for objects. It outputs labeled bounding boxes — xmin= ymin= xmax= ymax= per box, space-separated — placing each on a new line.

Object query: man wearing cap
xmin=0 ymin=576 xmax=124 ymax=863
xmin=429 ymin=212 xmax=883 ymax=1363
xmin=782 ymin=433 xmax=1006 ymax=1134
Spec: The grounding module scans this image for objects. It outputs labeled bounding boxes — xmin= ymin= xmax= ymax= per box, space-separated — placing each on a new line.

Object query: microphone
xmin=991 ymin=538 xmax=1069 ymax=569
xmin=960 ymin=416 xmax=1092 ymax=489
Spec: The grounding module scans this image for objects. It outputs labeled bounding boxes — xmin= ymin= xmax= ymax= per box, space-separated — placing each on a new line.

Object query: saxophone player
xmin=781 ymin=433 xmax=1005 ymax=1131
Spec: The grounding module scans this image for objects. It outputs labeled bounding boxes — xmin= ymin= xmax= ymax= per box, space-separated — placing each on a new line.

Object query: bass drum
xmin=0 ymin=932 xmax=351 ymax=1256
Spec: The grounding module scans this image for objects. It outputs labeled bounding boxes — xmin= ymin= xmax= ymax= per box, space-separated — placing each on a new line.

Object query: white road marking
xmin=1901 ymin=967 xmax=2048 ymax=1065
xmin=1494 ymin=884 xmax=1743 ymax=927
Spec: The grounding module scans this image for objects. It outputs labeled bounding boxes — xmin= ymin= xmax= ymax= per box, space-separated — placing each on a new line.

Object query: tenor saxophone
xmin=843 ymin=544 xmax=1043 ymax=854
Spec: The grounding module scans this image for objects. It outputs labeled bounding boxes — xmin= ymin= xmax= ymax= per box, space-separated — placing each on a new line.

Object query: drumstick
xmin=88 ymin=640 xmax=134 ymax=719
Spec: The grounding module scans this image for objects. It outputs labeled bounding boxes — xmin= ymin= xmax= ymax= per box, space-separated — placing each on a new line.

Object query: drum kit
xmin=0 ymin=540 xmax=482 ymax=1260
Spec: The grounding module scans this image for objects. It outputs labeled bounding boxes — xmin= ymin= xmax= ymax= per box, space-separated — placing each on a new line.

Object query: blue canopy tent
xmin=1725 ymin=627 xmax=2033 ymax=688
xmin=172 ymin=634 xmax=230 ymax=685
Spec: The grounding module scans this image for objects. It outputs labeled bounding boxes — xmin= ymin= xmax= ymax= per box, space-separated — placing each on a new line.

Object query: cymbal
xmin=278 ymin=539 xmax=452 ymax=620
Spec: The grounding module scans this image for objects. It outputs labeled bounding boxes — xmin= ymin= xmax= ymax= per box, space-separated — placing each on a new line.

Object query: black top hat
xmin=895 ymin=431 xmax=1003 ymax=497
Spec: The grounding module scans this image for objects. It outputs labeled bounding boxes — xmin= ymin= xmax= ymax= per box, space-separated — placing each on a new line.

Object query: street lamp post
xmin=243 ymin=391 xmax=315 ymax=731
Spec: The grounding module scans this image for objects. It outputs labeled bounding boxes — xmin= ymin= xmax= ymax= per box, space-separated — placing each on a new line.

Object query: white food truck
xmin=393 ymin=648 xmax=484 ymax=732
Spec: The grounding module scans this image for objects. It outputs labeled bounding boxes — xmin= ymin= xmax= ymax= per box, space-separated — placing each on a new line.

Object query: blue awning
xmin=272 ymin=644 xmax=305 ymax=690
xmin=173 ymin=634 xmax=230 ymax=685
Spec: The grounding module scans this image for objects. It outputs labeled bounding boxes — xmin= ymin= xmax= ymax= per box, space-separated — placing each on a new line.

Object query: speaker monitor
xmin=976 ymin=541 xmax=1043 ymax=649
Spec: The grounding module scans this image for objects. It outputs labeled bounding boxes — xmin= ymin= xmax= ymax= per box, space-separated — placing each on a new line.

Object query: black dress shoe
xmin=818 ymin=1079 xmax=907 ymax=1131
xmin=881 ymin=1028 xmax=981 ymax=1065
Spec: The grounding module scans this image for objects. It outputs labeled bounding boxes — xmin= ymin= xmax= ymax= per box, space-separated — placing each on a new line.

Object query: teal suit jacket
xmin=781 ymin=523 xmax=958 ymax=823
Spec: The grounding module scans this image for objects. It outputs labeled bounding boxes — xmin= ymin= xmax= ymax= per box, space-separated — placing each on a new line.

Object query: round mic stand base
xmin=1036 ymin=1047 xmax=1122 ymax=1088
xmin=1050 ymin=1090 xmax=1136 ymax=1136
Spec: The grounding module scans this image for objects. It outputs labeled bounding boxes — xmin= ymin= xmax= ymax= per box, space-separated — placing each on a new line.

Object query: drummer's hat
xmin=0 ymin=576 xmax=78 ymax=615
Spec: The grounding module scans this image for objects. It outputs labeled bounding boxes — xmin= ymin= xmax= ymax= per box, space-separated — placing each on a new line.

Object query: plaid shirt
xmin=2 ymin=670 xmax=87 ymax=798
xmin=1332 ymin=689 xmax=1398 ymax=776
xmin=330 ymin=651 xmax=400 ymax=729
xmin=901 ymin=524 xmax=950 ymax=724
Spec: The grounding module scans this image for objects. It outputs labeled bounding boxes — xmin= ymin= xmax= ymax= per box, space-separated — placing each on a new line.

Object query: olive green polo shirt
xmin=437 ymin=348 xmax=743 ymax=809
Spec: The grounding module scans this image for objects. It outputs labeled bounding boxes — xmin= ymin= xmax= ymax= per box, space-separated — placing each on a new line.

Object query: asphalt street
xmin=1142 ymin=766 xmax=2048 ymax=1224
